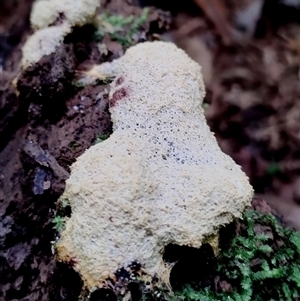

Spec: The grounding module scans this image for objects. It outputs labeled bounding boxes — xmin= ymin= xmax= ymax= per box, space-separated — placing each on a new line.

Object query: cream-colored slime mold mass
xmin=56 ymin=41 xmax=254 ymax=289
xmin=22 ymin=0 xmax=101 ymax=68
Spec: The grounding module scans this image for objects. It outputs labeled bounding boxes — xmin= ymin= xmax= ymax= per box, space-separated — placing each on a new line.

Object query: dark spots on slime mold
xmin=115 ymin=76 xmax=124 ymax=86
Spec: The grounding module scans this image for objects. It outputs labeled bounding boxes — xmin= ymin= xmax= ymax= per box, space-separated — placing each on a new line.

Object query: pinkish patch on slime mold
xmin=110 ymin=87 xmax=128 ymax=107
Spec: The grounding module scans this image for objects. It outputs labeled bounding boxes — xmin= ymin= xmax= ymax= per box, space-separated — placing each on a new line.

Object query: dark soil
xmin=0 ymin=0 xmax=299 ymax=300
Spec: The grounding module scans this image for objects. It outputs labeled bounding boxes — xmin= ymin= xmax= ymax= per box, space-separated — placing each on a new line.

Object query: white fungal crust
xmin=21 ymin=25 xmax=70 ymax=68
xmin=30 ymin=0 xmax=101 ymax=30
xmin=56 ymin=41 xmax=254 ymax=289
xmin=22 ymin=0 xmax=101 ymax=67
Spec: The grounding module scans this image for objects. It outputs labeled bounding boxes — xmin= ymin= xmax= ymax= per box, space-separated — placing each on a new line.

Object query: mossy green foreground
xmin=78 ymin=209 xmax=300 ymax=301
xmin=168 ymin=209 xmax=300 ymax=301
xmin=54 ymin=208 xmax=300 ymax=300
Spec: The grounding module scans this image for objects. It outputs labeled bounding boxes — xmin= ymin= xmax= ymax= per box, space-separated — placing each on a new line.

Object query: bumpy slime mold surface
xmin=22 ymin=0 xmax=101 ymax=67
xmin=56 ymin=41 xmax=254 ymax=289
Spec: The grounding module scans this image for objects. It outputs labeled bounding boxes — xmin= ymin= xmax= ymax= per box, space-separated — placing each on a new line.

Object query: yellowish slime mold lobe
xmin=56 ymin=41 xmax=254 ymax=289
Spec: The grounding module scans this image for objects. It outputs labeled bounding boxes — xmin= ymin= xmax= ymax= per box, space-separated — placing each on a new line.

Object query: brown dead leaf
xmin=193 ymin=0 xmax=234 ymax=45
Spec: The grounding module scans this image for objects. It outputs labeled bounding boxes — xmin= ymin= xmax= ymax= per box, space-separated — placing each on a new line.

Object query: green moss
xmin=51 ymin=198 xmax=71 ymax=254
xmin=70 ymin=141 xmax=80 ymax=150
xmin=94 ymin=8 xmax=149 ymax=47
xmin=173 ymin=210 xmax=300 ymax=301
xmin=71 ymin=80 xmax=88 ymax=89
xmin=52 ymin=215 xmax=67 ymax=232
xmin=94 ymin=133 xmax=109 ymax=144
xmin=52 ymin=198 xmax=70 ymax=233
